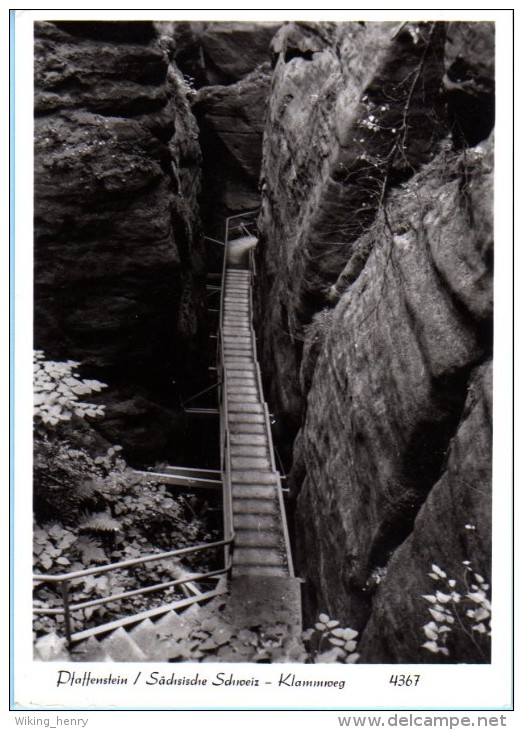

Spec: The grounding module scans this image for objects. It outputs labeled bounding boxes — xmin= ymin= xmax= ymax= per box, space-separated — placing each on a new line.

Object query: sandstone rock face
xmin=444 ymin=22 xmax=495 ymax=146
xmin=34 ymin=21 xmax=207 ymax=462
xmin=170 ymin=22 xmax=280 ymax=243
xmin=193 ymin=66 xmax=272 ymax=238
xmin=357 ymin=360 xmax=492 ymax=663
xmin=255 ymin=21 xmax=450 ymax=443
xmin=172 ymin=21 xmax=281 ymax=87
xmin=255 ymin=21 xmax=494 ymax=662
xmin=293 ymin=138 xmax=493 ymax=637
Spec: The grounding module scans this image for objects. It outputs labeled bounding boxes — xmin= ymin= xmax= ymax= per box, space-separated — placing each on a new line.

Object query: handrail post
xmin=60 ymin=579 xmax=72 ymax=646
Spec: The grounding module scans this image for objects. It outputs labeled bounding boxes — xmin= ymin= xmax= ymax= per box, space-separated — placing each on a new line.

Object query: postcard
xmin=8 ymin=6 xmax=516 ymax=726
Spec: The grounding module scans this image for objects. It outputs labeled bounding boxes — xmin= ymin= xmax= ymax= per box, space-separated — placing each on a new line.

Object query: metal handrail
xmin=225 ymin=209 xmax=259 ymax=243
xmin=33 ymin=565 xmax=230 ymax=616
xmin=33 ymin=538 xmax=232 ymax=585
xmin=33 ymin=538 xmax=234 ymax=644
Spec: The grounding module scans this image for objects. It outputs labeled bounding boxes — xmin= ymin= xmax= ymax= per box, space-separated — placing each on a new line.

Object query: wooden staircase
xmin=221 ymin=264 xmax=293 ymax=578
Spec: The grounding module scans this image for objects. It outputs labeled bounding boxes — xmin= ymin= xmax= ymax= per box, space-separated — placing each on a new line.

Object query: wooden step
xmin=154 ymin=610 xmax=186 ymax=635
xmin=223 ymin=349 xmax=253 ymax=357
xmin=233 ymin=565 xmax=287 ymax=577
xmin=69 ymin=636 xmax=109 ymax=663
xmin=224 ymin=354 xmax=252 ymax=361
xmin=224 ymin=346 xmax=252 ymax=353
xmin=234 ymin=530 xmax=282 ymax=548
xmin=230 ymin=444 xmax=268 ymax=457
xmin=129 ymin=618 xmax=158 ymax=653
xmin=231 ymin=455 xmax=271 ymax=469
xmin=233 ymin=499 xmax=279 ymax=515
xmin=233 ymin=513 xmax=280 ymax=530
xmin=229 ymin=422 xmax=266 ymax=435
xmin=233 ymin=547 xmax=285 ymax=566
xmin=228 ymin=403 xmax=263 ymax=414
xmin=232 ymin=483 xmax=277 ymax=499
xmin=227 ymin=387 xmax=259 ymax=396
xmin=100 ymin=627 xmax=147 ymax=662
xmin=228 ymin=413 xmax=265 ymax=424
xmin=225 ymin=366 xmax=257 ymax=375
xmin=231 ymin=470 xmax=277 ymax=484
xmin=230 ymin=433 xmax=268 ymax=446
xmin=228 ymin=397 xmax=259 ymax=406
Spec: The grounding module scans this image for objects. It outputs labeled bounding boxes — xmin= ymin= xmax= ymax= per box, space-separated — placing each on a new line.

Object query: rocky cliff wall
xmin=34 ymin=20 xmax=208 ymax=462
xmin=255 ymin=21 xmax=494 ymax=662
xmin=173 ymin=22 xmax=280 ymax=241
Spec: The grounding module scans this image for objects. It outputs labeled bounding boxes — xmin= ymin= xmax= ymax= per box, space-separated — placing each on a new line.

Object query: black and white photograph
xmin=9 ymin=7 xmax=515 ymax=718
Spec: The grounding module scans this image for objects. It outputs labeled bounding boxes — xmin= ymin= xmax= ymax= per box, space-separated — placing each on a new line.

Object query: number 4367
xmin=390 ymin=675 xmax=421 ymax=687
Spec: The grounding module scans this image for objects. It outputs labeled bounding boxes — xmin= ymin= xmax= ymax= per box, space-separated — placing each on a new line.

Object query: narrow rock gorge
xmin=34 ymin=19 xmax=494 ymax=663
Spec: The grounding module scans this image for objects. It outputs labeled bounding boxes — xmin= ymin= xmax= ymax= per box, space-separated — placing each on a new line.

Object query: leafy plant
xmin=421 ymin=562 xmax=491 ymax=661
xmin=302 ymin=613 xmax=360 ymax=663
xmin=34 ymin=350 xmax=106 ymax=426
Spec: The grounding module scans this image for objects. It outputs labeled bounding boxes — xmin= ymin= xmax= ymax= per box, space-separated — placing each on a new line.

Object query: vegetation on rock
xmin=33 ymin=352 xmax=220 ymax=639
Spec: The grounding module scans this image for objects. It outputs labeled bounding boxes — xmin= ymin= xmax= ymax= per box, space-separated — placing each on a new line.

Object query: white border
xmin=9 ymin=5 xmax=516 ymax=719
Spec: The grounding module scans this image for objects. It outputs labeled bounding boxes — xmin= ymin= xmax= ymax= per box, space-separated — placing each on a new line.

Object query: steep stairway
xmin=221 ymin=265 xmax=293 ymax=578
